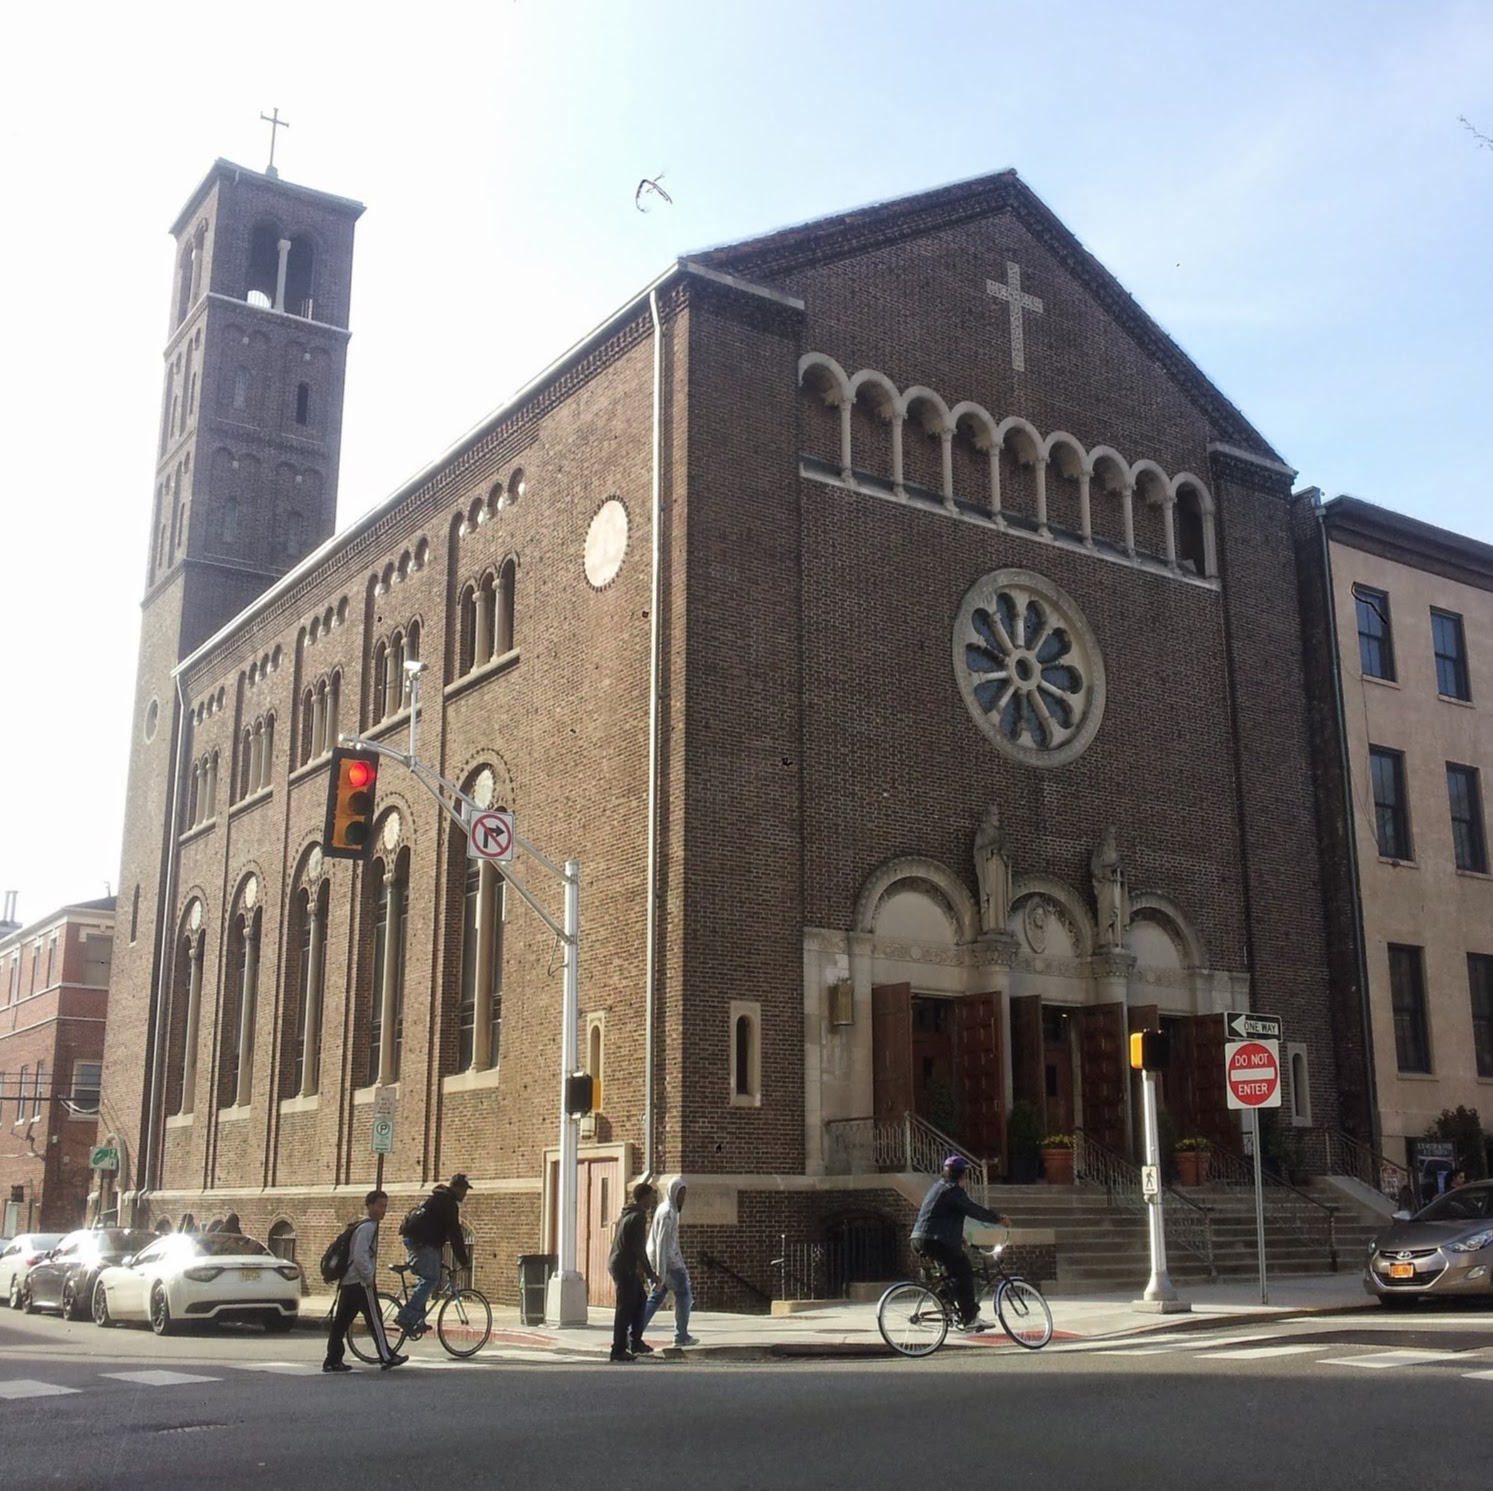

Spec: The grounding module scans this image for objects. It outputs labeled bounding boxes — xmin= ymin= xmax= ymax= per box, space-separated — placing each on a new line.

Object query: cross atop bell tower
xmin=146 ymin=158 xmax=364 ymax=655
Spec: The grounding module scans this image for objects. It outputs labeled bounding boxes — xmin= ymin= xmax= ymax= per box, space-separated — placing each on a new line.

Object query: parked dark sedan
xmin=1364 ymin=1180 xmax=1493 ymax=1305
xmin=21 ymin=1229 xmax=157 ymax=1320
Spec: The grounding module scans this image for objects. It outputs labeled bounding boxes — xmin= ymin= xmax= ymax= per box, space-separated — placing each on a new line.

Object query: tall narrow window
xmin=1354 ymin=586 xmax=1395 ymax=681
xmin=294 ymin=381 xmax=310 ymax=426
xmin=1432 ymin=610 xmax=1471 ymax=701
xmin=130 ymin=885 xmax=140 ymax=943
xmin=232 ymin=368 xmax=249 ymax=411
xmin=71 ymin=1061 xmax=103 ymax=1114
xmin=1370 ymin=746 xmax=1411 ymax=860
xmin=1388 ymin=944 xmax=1431 ymax=1074
xmin=16 ymin=1066 xmax=27 ymax=1120
xmin=369 ymin=879 xmax=388 ymax=1088
xmin=730 ymin=1001 xmax=762 ymax=1105
xmin=32 ymin=1062 xmax=45 ymax=1117
xmin=290 ymin=894 xmax=314 ymax=1096
xmin=1448 ymin=764 xmax=1488 ymax=874
xmin=1469 ymin=954 xmax=1493 ymax=1080
xmin=497 ymin=560 xmax=516 ymax=655
xmin=457 ymin=860 xmax=480 ymax=1070
xmin=222 ymin=496 xmax=239 ymax=546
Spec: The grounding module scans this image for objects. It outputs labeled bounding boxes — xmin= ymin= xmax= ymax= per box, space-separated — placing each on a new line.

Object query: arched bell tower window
xmin=176 ymin=241 xmax=196 ymax=328
xmin=295 ymin=382 xmax=310 ymax=426
xmin=285 ymin=237 xmax=315 ymax=318
xmin=247 ymin=222 xmax=280 ymax=307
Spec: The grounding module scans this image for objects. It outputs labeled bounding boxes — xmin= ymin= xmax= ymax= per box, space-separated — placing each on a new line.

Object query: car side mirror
xmin=1391 ymin=1210 xmax=1411 ymax=1222
xmin=120 ymin=1254 xmax=136 ymax=1268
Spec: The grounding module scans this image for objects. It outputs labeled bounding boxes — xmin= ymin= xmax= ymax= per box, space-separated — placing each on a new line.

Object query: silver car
xmin=1364 ymin=1180 xmax=1493 ymax=1305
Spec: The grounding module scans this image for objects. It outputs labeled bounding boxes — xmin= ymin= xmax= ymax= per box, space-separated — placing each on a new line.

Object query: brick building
xmin=1 ymin=898 xmax=114 ymax=1237
xmin=103 ymin=160 xmax=1347 ymax=1306
xmin=1296 ymin=495 xmax=1493 ymax=1195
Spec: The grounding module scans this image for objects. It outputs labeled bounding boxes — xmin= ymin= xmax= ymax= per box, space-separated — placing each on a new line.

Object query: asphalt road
xmin=2 ymin=1305 xmax=1491 ymax=1490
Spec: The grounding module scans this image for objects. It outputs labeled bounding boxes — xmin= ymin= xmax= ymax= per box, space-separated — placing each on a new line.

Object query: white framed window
xmin=729 ymin=1000 xmax=762 ymax=1108
xmin=585 ymin=1015 xmax=605 ymax=1113
xmin=71 ymin=1061 xmax=103 ymax=1115
xmin=1287 ymin=1043 xmax=1312 ymax=1127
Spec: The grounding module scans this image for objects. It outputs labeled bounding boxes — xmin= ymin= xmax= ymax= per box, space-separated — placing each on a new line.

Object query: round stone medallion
xmin=472 ymin=767 xmax=496 ymax=809
xmin=382 ymin=810 xmax=403 ymax=853
xmin=952 ymin=568 xmax=1105 ymax=768
xmin=584 ymin=498 xmax=629 ymax=589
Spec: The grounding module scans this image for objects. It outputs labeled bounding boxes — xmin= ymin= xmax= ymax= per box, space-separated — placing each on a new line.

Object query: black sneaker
xmin=380 ymin=1353 xmax=409 ymax=1370
xmin=609 ymin=1351 xmax=636 ymax=1363
xmin=631 ymin=1341 xmax=655 ymax=1355
xmin=322 ymin=1361 xmax=354 ymax=1373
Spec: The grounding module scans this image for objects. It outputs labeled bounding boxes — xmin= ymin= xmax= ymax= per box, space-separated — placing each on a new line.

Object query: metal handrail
xmin=822 ymin=1114 xmax=989 ymax=1195
xmin=1316 ymin=1128 xmax=1410 ymax=1199
xmin=1206 ymin=1143 xmax=1339 ymax=1272
xmin=1074 ymin=1127 xmax=1216 ymax=1279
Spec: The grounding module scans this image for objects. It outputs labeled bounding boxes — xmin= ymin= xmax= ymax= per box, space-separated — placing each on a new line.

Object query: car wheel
xmin=19 ymin=1281 xmax=35 ymax=1314
xmin=92 ymin=1282 xmax=115 ymax=1328
xmin=263 ymin=1312 xmax=295 ymax=1334
xmin=7 ymin=1275 xmax=21 ymax=1309
xmin=61 ymin=1281 xmax=80 ymax=1321
xmin=149 ymin=1284 xmax=174 ymax=1337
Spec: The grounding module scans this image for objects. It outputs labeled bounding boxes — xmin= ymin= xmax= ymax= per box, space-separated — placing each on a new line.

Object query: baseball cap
xmin=449 ymin=1172 xmax=471 ymax=1191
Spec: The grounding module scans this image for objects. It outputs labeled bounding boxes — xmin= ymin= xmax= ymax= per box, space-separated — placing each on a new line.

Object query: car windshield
xmin=1416 ymin=1187 xmax=1493 ymax=1223
xmin=92 ymin=1230 xmax=156 ymax=1255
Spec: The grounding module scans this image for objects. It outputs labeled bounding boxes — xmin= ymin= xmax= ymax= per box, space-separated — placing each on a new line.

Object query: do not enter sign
xmin=1225 ymin=1039 xmax=1281 ymax=1110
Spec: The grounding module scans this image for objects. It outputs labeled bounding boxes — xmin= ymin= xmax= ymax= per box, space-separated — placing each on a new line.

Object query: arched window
xmin=730 ymin=1001 xmax=762 ymax=1106
xmin=247 ymin=222 xmax=280 ymax=306
xmin=496 ymin=560 xmax=516 ymax=655
xmin=458 ymin=583 xmax=477 ymax=674
xmin=386 ymin=631 xmax=406 ymax=717
xmin=1176 ymin=488 xmax=1209 ymax=576
xmin=232 ymin=368 xmax=250 ymax=412
xmin=268 ymin=1220 xmax=297 ymax=1263
xmin=176 ymin=241 xmax=196 ymax=327
xmin=285 ymin=236 xmax=315 ymax=318
xmin=456 ymin=852 xmax=504 ymax=1073
xmin=294 ymin=382 xmax=310 ymax=426
xmin=222 ymin=496 xmax=239 ymax=546
xmin=238 ymin=728 xmax=253 ymax=799
xmin=300 ymin=688 xmax=315 ymax=767
xmin=587 ymin=1018 xmax=604 ymax=1112
xmin=220 ymin=908 xmax=261 ymax=1110
xmin=370 ymin=642 xmax=388 ymax=723
xmin=367 ymin=851 xmax=409 ymax=1087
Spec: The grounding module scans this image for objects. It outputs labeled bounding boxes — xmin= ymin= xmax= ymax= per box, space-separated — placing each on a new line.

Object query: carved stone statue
xmin=1090 ymin=825 xmax=1129 ymax=950
xmin=973 ymin=803 xmax=1012 ymax=936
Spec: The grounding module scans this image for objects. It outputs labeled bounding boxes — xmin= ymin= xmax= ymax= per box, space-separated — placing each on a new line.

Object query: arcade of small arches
xmin=369 ymin=620 xmax=422 ymax=726
xmin=798 ymin=353 xmax=1218 ymax=580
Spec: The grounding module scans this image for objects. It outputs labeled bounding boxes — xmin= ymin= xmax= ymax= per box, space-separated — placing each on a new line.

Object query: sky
xmin=1 ymin=0 xmax=1490 ymax=927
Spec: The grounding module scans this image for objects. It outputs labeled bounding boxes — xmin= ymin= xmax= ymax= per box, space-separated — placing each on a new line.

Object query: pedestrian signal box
xmin=323 ymin=748 xmax=380 ymax=859
xmin=564 ymin=1072 xmax=595 ymax=1117
xmin=1129 ymin=1030 xmax=1170 ymax=1071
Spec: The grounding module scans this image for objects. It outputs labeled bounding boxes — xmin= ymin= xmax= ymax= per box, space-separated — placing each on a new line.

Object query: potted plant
xmin=1006 ymin=1100 xmax=1042 ymax=1184
xmin=1040 ymin=1133 xmax=1075 ymax=1186
xmin=1173 ymin=1136 xmax=1212 ymax=1187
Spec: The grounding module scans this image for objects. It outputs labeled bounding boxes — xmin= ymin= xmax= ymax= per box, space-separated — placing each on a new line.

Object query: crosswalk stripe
xmin=1459 ymin=1369 xmax=1493 ymax=1381
xmin=0 ymin=1380 xmax=82 ymax=1400
xmin=101 ymin=1370 xmax=222 ymax=1386
xmin=234 ymin=1363 xmax=324 ymax=1376
xmin=1204 ymin=1345 xmax=1322 ymax=1361
xmin=1317 ymin=1351 xmax=1462 ymax=1370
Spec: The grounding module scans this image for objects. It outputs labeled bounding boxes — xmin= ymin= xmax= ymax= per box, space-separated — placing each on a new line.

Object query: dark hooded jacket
xmin=910 ymin=1179 xmax=1004 ymax=1250
xmin=404 ymin=1184 xmax=471 ymax=1268
xmin=608 ymin=1198 xmax=655 ymax=1283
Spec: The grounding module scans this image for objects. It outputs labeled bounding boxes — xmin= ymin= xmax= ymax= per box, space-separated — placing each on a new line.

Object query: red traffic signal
xmin=324 ymin=748 xmax=380 ymax=860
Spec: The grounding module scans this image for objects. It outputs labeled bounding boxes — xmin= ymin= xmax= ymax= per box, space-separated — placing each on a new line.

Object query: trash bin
xmin=517 ymin=1253 xmax=557 ymax=1326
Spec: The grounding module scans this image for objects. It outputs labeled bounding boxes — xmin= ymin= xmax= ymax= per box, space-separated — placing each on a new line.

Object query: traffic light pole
xmin=340 ymin=665 xmax=589 ymax=1327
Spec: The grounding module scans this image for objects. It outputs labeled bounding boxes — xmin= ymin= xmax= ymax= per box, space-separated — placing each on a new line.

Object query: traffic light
xmin=564 ymin=1072 xmax=595 ymax=1117
xmin=323 ymin=748 xmax=379 ymax=859
xmin=1129 ymin=1030 xmax=1170 ymax=1072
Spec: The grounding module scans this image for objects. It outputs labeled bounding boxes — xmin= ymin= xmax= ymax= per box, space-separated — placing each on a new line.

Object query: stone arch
xmin=797 ymin=351 xmax=851 ymax=405
xmin=1128 ymin=892 xmax=1205 ymax=970
xmin=852 ymin=856 xmax=979 ymax=944
xmin=1170 ymin=473 xmax=1216 ymax=578
xmin=1042 ymin=431 xmax=1087 ymax=538
xmin=848 ymin=368 xmax=900 ymax=489
xmin=1008 ymin=875 xmax=1095 ymax=958
xmin=900 ymin=386 xmax=951 ymax=495
xmin=1130 ymin=460 xmax=1171 ymax=562
xmin=799 ymin=355 xmax=851 ymax=477
xmin=950 ymin=400 xmax=999 ymax=512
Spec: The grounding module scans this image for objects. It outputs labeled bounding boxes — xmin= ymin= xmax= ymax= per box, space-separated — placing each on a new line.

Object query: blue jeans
xmin=641 ymin=1266 xmax=692 ymax=1342
xmin=400 ymin=1243 xmax=442 ymax=1328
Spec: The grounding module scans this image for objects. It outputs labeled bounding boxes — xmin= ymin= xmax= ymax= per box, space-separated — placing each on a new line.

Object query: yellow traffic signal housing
xmin=1129 ymin=1030 xmax=1170 ymax=1071
xmin=323 ymin=748 xmax=379 ymax=859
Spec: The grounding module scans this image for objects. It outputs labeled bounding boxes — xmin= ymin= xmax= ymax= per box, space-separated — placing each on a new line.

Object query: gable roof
xmin=689 ymin=169 xmax=1283 ymax=462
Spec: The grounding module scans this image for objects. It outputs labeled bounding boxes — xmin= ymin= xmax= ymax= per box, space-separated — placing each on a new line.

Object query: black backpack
xmin=319 ymin=1220 xmax=361 ymax=1285
xmin=400 ymin=1202 xmax=430 ymax=1243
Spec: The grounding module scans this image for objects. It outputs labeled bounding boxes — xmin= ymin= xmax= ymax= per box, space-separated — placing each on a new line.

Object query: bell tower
xmin=108 ymin=159 xmax=363 ymax=1215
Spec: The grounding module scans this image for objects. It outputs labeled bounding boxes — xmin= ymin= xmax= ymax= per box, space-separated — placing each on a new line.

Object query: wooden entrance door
xmin=1042 ymin=1005 xmax=1076 ymax=1134
xmin=912 ymin=995 xmax=957 ymax=1131
xmin=958 ymin=992 xmax=1005 ymax=1163
xmin=1076 ymin=1002 xmax=1127 ymax=1153
xmin=548 ymin=1152 xmax=623 ymax=1307
xmin=872 ymin=983 xmax=914 ymax=1122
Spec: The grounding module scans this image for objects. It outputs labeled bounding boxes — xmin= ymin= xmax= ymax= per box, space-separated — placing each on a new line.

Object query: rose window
xmin=952 ymin=568 xmax=1105 ymax=767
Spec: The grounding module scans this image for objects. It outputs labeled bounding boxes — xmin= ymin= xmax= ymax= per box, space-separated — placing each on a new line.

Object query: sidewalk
xmin=297 ymin=1272 xmax=1374 ymax=1362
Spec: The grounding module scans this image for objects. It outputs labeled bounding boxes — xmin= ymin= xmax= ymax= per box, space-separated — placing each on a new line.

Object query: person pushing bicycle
xmin=910 ymin=1156 xmax=1006 ymax=1332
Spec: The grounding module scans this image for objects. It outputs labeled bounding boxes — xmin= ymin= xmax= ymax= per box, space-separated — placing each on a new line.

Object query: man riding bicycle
xmin=911 ymin=1155 xmax=1006 ymax=1332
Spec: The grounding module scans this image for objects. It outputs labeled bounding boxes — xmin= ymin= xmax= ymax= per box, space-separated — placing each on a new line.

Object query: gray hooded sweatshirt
xmin=646 ymin=1176 xmax=687 ymax=1275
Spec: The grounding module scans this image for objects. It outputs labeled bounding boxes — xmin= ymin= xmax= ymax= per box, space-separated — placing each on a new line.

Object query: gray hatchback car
xmin=1364 ymin=1179 xmax=1493 ymax=1305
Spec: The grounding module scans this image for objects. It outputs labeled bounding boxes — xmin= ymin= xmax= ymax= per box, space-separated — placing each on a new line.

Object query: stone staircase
xmin=979 ymin=1180 xmax=1383 ymax=1293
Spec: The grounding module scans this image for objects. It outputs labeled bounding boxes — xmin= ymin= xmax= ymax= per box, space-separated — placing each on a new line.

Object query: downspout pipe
xmin=643 ymin=289 xmax=664 ymax=1176
xmin=139 ymin=669 xmax=189 ymax=1214
xmin=1315 ymin=498 xmax=1381 ymax=1154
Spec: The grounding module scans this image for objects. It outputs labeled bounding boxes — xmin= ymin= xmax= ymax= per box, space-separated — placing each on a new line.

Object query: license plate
xmin=240 ymin=1269 xmax=261 ymax=1281
xmin=1388 ymin=1263 xmax=1414 ymax=1280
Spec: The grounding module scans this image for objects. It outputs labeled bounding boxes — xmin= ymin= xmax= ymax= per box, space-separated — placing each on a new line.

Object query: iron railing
xmin=768 ymin=1221 xmax=902 ymax=1301
xmin=823 ymin=1114 xmax=989 ymax=1197
xmin=1294 ymin=1127 xmax=1409 ymax=1201
xmin=1206 ymin=1143 xmax=1340 ymax=1271
xmin=1074 ymin=1127 xmax=1216 ymax=1279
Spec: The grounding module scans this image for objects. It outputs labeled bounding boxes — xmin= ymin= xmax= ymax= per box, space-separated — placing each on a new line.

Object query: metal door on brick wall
xmin=546 ymin=1154 xmax=622 ymax=1308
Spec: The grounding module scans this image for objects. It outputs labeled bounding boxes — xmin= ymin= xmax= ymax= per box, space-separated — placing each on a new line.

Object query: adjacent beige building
xmin=1318 ymin=497 xmax=1493 ymax=1185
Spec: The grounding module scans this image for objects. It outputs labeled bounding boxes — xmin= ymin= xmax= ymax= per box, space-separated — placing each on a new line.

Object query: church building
xmin=102 ymin=159 xmax=1347 ymax=1304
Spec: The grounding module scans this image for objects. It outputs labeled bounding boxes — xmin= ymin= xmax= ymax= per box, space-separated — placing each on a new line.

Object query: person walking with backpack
xmin=394 ymin=1173 xmax=472 ymax=1338
xmin=608 ymin=1182 xmax=658 ymax=1363
xmin=324 ymin=1190 xmax=407 ymax=1372
xmin=641 ymin=1176 xmax=698 ymax=1348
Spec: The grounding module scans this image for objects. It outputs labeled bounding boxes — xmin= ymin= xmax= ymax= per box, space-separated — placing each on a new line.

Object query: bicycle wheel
xmin=995 ymin=1277 xmax=1053 ymax=1349
xmin=436 ymin=1288 xmax=493 ymax=1358
xmin=347 ymin=1291 xmax=406 ymax=1363
xmin=876 ymin=1282 xmax=948 ymax=1358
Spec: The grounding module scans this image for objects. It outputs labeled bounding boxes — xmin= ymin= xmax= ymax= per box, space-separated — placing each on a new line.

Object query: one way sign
xmin=1226 ymin=1009 xmax=1282 ymax=1041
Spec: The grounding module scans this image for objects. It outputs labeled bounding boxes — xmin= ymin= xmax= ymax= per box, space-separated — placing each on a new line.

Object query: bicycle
xmin=347 ymin=1263 xmax=492 ymax=1362
xmin=876 ymin=1239 xmax=1053 ymax=1357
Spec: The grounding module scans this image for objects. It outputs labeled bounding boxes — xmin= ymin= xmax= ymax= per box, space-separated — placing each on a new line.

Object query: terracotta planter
xmin=1174 ymin=1150 xmax=1211 ymax=1186
xmin=1041 ymin=1147 xmax=1075 ymax=1185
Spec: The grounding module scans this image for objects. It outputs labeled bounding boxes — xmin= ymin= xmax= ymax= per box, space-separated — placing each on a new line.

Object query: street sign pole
xmin=1253 ymin=1108 xmax=1268 ymax=1305
xmin=1225 ymin=1011 xmax=1283 ymax=1307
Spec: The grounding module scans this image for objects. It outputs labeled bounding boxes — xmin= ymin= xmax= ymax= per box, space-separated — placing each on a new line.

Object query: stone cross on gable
xmin=986 ymin=261 xmax=1043 ymax=372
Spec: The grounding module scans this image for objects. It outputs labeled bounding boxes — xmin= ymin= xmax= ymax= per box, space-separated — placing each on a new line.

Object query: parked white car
xmin=91 ymin=1232 xmax=299 ymax=1334
xmin=2 ymin=1234 xmax=65 ymax=1308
